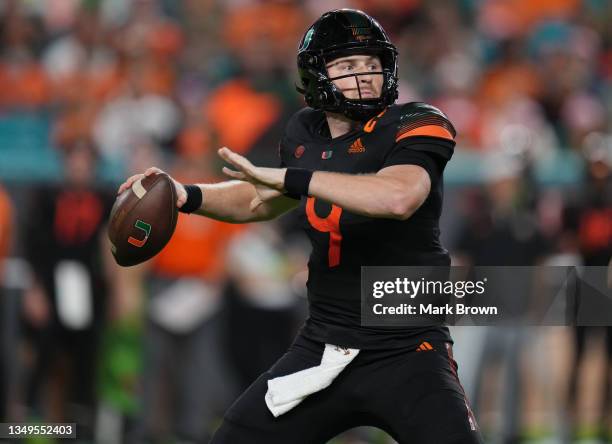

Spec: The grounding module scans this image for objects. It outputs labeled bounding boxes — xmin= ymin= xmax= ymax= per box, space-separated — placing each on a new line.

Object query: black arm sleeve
xmin=382 ymin=136 xmax=455 ymax=185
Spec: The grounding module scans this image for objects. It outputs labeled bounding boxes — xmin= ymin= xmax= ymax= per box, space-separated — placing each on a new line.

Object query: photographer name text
xmin=372 ymin=303 xmax=498 ymax=316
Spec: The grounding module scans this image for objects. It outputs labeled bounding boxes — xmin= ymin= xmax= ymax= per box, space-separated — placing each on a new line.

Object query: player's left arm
xmin=307 ymin=165 xmax=430 ymax=220
xmin=219 ymin=148 xmax=433 ymax=221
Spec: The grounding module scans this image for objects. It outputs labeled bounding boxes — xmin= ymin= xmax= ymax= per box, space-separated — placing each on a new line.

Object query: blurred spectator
xmin=95 ymin=139 xmax=166 ymax=443
xmin=41 ymin=7 xmax=116 ymax=103
xmin=93 ymin=78 xmax=182 ymax=161
xmin=454 ymin=151 xmax=550 ymax=267
xmin=20 ymin=140 xmax=115 ymax=439
xmin=453 ymin=151 xmax=551 ymax=443
xmin=566 ymin=133 xmax=612 ymax=267
xmin=562 ymin=133 xmax=612 ymax=441
xmin=205 ymin=2 xmax=304 ymax=167
xmin=223 ymin=223 xmax=304 ymax=391
xmin=477 ymin=0 xmax=580 ymax=40
xmin=431 ymin=50 xmax=483 ymax=148
xmin=479 ymin=38 xmax=542 ymax=109
xmin=0 ymin=1 xmax=49 ymax=109
xmin=95 ymin=262 xmax=146 ymax=444
xmin=0 ymin=183 xmax=13 ymax=420
xmin=531 ymin=19 xmax=605 ymax=149
xmin=0 ymin=184 xmax=11 ymax=283
xmin=128 ymin=155 xmax=240 ymax=444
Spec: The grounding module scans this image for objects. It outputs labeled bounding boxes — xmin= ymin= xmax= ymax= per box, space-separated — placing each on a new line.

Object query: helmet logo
xmin=350 ymin=26 xmax=372 ymax=41
xmin=301 ymin=28 xmax=315 ymax=50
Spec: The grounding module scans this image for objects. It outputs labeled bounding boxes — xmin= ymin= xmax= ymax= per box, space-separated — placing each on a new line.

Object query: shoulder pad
xmin=279 ymin=108 xmax=323 ymax=165
xmin=395 ymin=102 xmax=456 ymax=143
xmin=287 ymin=107 xmax=325 ymax=135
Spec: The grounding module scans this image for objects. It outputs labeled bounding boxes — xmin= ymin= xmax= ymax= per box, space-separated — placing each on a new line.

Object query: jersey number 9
xmin=306 ymin=197 xmax=343 ymax=267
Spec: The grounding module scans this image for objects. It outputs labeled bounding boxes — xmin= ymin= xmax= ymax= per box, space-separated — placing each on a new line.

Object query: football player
xmin=120 ymin=9 xmax=483 ymax=444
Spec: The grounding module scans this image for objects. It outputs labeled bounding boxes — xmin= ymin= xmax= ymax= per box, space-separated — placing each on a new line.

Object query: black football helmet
xmin=296 ymin=9 xmax=398 ymax=122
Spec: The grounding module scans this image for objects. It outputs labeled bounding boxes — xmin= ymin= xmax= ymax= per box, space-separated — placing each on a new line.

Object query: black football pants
xmin=210 ymin=333 xmax=484 ymax=444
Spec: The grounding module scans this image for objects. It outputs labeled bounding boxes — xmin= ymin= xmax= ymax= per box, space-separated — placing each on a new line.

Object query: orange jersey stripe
xmin=395 ymin=124 xmax=454 ymax=142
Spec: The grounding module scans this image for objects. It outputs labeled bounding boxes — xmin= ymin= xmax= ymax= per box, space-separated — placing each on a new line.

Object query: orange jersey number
xmin=306 ymin=197 xmax=343 ymax=267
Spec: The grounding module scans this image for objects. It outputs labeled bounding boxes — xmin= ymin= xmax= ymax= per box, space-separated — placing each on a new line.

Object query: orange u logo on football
xmin=128 ymin=220 xmax=151 ymax=248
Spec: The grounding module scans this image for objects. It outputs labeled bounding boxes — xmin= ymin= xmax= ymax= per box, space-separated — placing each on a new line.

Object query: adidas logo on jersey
xmin=416 ymin=341 xmax=434 ymax=352
xmin=348 ymin=138 xmax=366 ymax=154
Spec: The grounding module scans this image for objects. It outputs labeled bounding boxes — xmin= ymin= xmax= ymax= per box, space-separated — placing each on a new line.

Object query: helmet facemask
xmin=297 ymin=46 xmax=398 ymax=122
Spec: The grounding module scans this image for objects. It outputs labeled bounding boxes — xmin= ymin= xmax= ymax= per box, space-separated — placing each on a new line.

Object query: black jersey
xmin=279 ymin=102 xmax=456 ymax=349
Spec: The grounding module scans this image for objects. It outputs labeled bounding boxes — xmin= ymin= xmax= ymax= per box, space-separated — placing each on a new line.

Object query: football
xmin=108 ymin=172 xmax=178 ymax=267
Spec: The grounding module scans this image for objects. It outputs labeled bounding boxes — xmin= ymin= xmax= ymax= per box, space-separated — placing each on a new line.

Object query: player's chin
xmin=343 ymin=91 xmax=381 ymax=100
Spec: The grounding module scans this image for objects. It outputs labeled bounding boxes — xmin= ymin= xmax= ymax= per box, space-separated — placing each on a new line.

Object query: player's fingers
xmin=144 ymin=167 xmax=163 ymax=176
xmin=217 ymin=147 xmax=232 ymax=164
xmin=218 ymin=146 xmax=235 ymax=161
xmin=222 ymin=166 xmax=247 ymax=181
xmin=218 ymin=147 xmax=242 ymax=169
xmin=219 ymin=147 xmax=254 ymax=174
xmin=175 ymin=184 xmax=187 ymax=208
xmin=117 ymin=174 xmax=144 ymax=194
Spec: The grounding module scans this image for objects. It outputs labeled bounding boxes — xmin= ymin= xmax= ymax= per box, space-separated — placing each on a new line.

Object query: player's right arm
xmin=189 ymin=179 xmax=298 ymax=223
xmin=117 ymin=168 xmax=298 ymax=224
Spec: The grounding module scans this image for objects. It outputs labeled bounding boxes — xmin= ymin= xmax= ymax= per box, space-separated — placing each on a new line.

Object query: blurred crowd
xmin=0 ymin=0 xmax=610 ymax=443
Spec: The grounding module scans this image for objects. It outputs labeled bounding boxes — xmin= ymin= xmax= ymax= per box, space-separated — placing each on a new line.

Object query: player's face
xmin=326 ymin=55 xmax=383 ymax=100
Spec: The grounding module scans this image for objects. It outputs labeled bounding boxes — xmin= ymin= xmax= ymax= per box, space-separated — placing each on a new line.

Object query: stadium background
xmin=0 ymin=0 xmax=610 ymax=443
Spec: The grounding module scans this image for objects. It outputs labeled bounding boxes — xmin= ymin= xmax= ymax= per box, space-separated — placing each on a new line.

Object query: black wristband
xmin=284 ymin=168 xmax=313 ymax=197
xmin=179 ymin=184 xmax=203 ymax=214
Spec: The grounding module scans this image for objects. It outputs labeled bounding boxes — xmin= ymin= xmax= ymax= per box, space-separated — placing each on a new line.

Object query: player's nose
xmin=358 ymin=74 xmax=373 ymax=86
xmin=356 ymin=68 xmax=373 ymax=82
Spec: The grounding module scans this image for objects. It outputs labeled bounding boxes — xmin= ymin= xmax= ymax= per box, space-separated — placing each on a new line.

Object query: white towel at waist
xmin=265 ymin=344 xmax=360 ymax=417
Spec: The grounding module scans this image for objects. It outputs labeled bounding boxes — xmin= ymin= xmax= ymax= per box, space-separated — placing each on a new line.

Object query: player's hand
xmin=250 ymin=184 xmax=283 ymax=211
xmin=117 ymin=167 xmax=188 ymax=208
xmin=218 ymin=147 xmax=286 ymax=191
